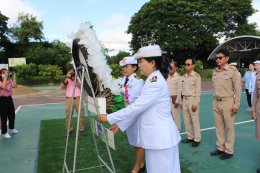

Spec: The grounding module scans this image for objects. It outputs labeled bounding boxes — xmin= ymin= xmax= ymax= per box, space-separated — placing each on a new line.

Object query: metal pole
xmin=72 ymin=67 xmax=85 ymax=173
xmin=63 ymin=71 xmax=78 ymax=173
xmin=84 ymin=66 xmax=116 ymax=173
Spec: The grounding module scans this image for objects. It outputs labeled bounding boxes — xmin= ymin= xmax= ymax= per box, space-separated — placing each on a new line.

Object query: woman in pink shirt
xmin=0 ymin=68 xmax=18 ymax=139
xmin=60 ymin=68 xmax=85 ymax=136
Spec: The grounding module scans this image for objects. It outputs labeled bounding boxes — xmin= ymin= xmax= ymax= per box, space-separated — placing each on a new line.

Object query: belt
xmin=66 ymin=97 xmax=79 ymax=100
xmin=183 ymin=96 xmax=195 ymax=99
xmin=214 ymin=96 xmax=232 ymax=102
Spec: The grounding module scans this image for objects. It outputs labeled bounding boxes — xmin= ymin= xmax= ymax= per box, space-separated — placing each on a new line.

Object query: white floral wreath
xmin=70 ymin=23 xmax=121 ymax=95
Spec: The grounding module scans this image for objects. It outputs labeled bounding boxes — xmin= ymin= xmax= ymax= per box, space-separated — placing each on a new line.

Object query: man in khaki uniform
xmin=167 ymin=61 xmax=182 ymax=132
xmin=181 ymin=58 xmax=201 ymax=147
xmin=251 ymin=60 xmax=260 ymax=173
xmin=210 ymin=49 xmax=241 ymax=160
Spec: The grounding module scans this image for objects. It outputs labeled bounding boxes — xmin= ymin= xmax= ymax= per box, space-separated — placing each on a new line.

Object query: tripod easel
xmin=62 ymin=64 xmax=116 ymax=173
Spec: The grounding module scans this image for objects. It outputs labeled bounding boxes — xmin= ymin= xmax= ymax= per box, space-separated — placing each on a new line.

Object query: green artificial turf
xmin=37 ymin=117 xmax=191 ymax=173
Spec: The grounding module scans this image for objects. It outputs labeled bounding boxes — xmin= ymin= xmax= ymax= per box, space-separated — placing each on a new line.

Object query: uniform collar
xmin=169 ymin=72 xmax=179 ymax=78
xmin=128 ymin=73 xmax=136 ymax=80
xmin=216 ymin=64 xmax=229 ymax=71
xmin=184 ymin=70 xmax=195 ymax=77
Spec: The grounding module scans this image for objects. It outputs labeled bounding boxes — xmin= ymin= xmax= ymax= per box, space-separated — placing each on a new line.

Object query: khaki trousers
xmin=256 ymin=99 xmax=260 ymax=140
xmin=171 ymin=104 xmax=181 ymax=132
xmin=65 ymin=97 xmax=85 ymax=132
xmin=212 ymin=97 xmax=235 ymax=154
xmin=182 ymin=97 xmax=201 ymax=142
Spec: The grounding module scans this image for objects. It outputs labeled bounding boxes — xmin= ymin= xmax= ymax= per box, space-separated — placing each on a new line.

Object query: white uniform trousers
xmin=145 ymin=145 xmax=181 ymax=173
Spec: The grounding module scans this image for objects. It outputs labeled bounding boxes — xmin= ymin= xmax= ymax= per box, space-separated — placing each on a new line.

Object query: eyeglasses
xmin=215 ymin=56 xmax=225 ymax=60
xmin=185 ymin=64 xmax=192 ymax=66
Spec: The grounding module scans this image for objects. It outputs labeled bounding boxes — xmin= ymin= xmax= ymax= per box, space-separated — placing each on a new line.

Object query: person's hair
xmin=186 ymin=58 xmax=196 ymax=65
xmin=144 ymin=56 xmax=170 ymax=79
xmin=130 ymin=64 xmax=138 ymax=72
xmin=170 ymin=61 xmax=178 ymax=68
xmin=0 ymin=68 xmax=8 ymax=82
xmin=216 ymin=49 xmax=229 ymax=57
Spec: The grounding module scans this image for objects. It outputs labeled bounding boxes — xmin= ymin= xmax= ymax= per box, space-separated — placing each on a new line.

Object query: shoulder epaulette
xmin=229 ymin=66 xmax=238 ymax=71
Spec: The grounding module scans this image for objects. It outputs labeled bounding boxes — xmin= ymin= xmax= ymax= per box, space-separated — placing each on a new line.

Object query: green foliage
xmin=10 ymin=13 xmax=44 ymax=43
xmin=38 ymin=64 xmax=63 ymax=83
xmin=106 ymin=51 xmax=130 ymax=65
xmin=17 ymin=75 xmax=65 ymax=85
xmin=26 ymin=40 xmax=71 ymax=73
xmin=15 ymin=63 xmax=37 ymax=80
xmin=0 ymin=12 xmax=10 ymax=51
xmin=127 ymin=0 xmax=257 ymax=62
xmin=110 ymin=63 xmax=123 ymax=78
xmin=111 ymin=93 xmax=126 ymax=112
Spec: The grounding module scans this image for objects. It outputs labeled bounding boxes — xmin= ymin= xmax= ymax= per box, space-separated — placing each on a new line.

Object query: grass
xmin=37 ymin=117 xmax=191 ymax=173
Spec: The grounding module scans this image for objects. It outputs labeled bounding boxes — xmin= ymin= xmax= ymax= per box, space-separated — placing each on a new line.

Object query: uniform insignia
xmin=122 ymin=57 xmax=127 ymax=64
xmin=150 ymin=76 xmax=157 ymax=82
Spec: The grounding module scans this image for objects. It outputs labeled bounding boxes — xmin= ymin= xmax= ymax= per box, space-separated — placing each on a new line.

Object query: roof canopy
xmin=207 ymin=35 xmax=260 ymax=60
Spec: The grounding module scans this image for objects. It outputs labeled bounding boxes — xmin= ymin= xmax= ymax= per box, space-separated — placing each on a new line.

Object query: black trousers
xmin=245 ymin=89 xmax=252 ymax=107
xmin=0 ymin=96 xmax=15 ymax=134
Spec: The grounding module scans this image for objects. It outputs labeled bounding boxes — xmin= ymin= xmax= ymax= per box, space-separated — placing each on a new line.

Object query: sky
xmin=0 ymin=0 xmax=259 ymax=55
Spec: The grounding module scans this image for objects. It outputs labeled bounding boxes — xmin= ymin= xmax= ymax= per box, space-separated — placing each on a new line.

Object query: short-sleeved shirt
xmin=181 ymin=71 xmax=201 ymax=105
xmin=212 ymin=64 xmax=241 ymax=108
xmin=0 ymin=80 xmax=15 ymax=96
xmin=166 ymin=72 xmax=181 ymax=104
xmin=64 ymin=78 xmax=81 ymax=97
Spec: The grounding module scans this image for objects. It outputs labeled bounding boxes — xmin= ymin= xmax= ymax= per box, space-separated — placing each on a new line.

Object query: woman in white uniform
xmin=99 ymin=45 xmax=181 ymax=173
xmin=115 ymin=56 xmax=145 ymax=173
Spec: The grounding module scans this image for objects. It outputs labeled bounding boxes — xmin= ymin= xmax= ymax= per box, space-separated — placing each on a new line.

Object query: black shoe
xmin=192 ymin=141 xmax=200 ymax=147
xmin=257 ymin=168 xmax=260 ymax=173
xmin=80 ymin=130 xmax=86 ymax=136
xmin=181 ymin=138 xmax=194 ymax=143
xmin=219 ymin=152 xmax=233 ymax=160
xmin=138 ymin=165 xmax=146 ymax=173
xmin=210 ymin=149 xmax=224 ymax=156
xmin=65 ymin=131 xmax=73 ymax=137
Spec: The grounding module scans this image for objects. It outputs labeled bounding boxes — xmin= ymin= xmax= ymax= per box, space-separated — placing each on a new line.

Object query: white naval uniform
xmin=108 ymin=70 xmax=181 ymax=173
xmin=117 ymin=73 xmax=144 ymax=147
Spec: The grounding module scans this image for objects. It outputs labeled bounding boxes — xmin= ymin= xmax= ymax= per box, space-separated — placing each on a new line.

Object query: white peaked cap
xmin=254 ymin=60 xmax=260 ymax=64
xmin=119 ymin=56 xmax=137 ymax=66
xmin=229 ymin=62 xmax=237 ymax=66
xmin=135 ymin=45 xmax=162 ymax=59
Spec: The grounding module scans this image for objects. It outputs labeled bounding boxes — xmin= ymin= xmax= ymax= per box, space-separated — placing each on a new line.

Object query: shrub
xmin=15 ymin=63 xmax=37 ymax=81
xmin=38 ymin=64 xmax=63 ymax=83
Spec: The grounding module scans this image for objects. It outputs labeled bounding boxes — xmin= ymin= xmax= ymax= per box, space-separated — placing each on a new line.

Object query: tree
xmin=0 ymin=12 xmax=9 ymax=49
xmin=25 ymin=40 xmax=71 ymax=73
xmin=0 ymin=12 xmax=11 ymax=62
xmin=127 ymin=0 xmax=257 ymax=63
xmin=106 ymin=51 xmax=130 ymax=65
xmin=10 ymin=13 xmax=44 ymax=44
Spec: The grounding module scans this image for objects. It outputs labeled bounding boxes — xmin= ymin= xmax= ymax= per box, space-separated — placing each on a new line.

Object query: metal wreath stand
xmin=62 ymin=38 xmax=116 ymax=173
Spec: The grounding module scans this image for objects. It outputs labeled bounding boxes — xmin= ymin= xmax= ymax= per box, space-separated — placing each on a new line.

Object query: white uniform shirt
xmin=108 ymin=70 xmax=181 ymax=150
xmin=116 ymin=73 xmax=144 ymax=131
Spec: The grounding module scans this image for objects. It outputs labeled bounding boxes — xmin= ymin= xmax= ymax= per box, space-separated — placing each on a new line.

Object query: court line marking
xmin=15 ymin=102 xmax=64 ymax=114
xmin=180 ymin=119 xmax=254 ymax=135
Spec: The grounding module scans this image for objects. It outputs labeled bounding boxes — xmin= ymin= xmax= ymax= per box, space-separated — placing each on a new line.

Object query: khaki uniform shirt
xmin=252 ymin=72 xmax=260 ymax=112
xmin=167 ymin=72 xmax=182 ymax=104
xmin=212 ymin=64 xmax=241 ymax=108
xmin=181 ymin=71 xmax=201 ymax=105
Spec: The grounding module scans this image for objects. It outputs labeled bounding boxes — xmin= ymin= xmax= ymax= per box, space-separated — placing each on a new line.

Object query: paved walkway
xmin=0 ymin=103 xmax=65 ymax=173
